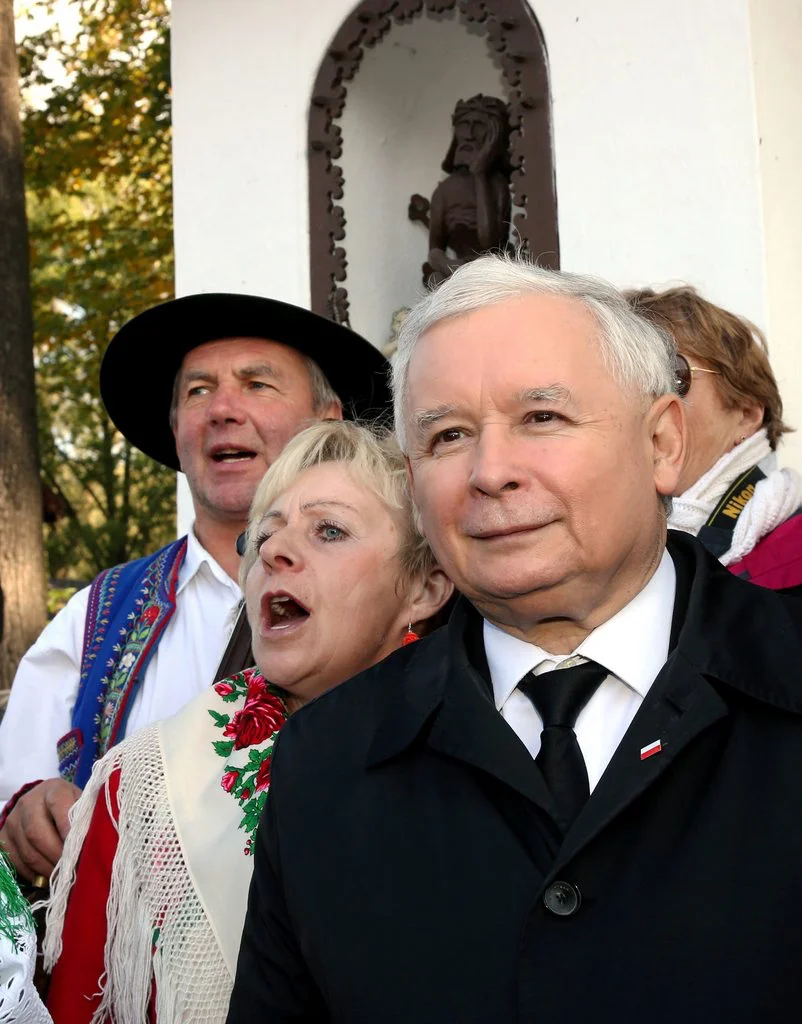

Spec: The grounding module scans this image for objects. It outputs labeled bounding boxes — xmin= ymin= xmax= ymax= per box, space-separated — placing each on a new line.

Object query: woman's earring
xmin=402 ymin=623 xmax=420 ymax=646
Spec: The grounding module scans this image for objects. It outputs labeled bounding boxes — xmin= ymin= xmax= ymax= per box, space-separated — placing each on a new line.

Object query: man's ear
xmin=649 ymin=393 xmax=685 ymax=499
xmin=319 ymin=401 xmax=343 ymax=421
xmin=405 ymin=567 xmax=454 ymax=628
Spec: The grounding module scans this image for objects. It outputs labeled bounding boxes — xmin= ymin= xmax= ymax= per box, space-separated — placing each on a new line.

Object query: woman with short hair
xmin=628 ymin=285 xmax=802 ymax=593
xmin=44 ymin=420 xmax=453 ymax=1024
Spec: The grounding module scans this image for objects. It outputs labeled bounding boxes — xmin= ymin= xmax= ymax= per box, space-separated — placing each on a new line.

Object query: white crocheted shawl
xmin=43 ymin=670 xmax=287 ymax=1024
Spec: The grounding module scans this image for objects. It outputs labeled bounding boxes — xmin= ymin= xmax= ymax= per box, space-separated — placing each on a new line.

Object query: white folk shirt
xmin=484 ymin=550 xmax=676 ymax=792
xmin=0 ymin=529 xmax=241 ymax=808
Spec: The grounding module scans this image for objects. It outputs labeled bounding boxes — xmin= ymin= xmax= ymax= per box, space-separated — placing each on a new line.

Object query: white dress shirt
xmin=0 ymin=528 xmax=241 ymax=807
xmin=484 ymin=550 xmax=676 ymax=792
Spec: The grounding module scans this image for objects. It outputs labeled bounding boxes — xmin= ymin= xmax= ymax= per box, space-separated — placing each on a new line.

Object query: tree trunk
xmin=0 ymin=0 xmax=47 ymax=695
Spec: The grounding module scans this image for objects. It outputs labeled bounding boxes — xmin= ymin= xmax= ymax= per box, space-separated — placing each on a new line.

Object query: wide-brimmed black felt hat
xmin=100 ymin=293 xmax=392 ymax=471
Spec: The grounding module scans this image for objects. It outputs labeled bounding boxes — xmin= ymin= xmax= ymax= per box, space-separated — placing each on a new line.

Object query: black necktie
xmin=518 ymin=660 xmax=607 ymax=830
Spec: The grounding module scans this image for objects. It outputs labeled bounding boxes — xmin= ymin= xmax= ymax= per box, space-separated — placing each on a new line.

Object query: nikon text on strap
xmin=696 ymin=464 xmax=765 ymax=559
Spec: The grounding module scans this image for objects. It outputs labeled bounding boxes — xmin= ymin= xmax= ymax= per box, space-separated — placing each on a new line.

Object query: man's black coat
xmin=228 ymin=534 xmax=802 ymax=1023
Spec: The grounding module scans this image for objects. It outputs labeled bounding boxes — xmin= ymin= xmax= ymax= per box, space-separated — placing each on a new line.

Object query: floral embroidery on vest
xmin=61 ymin=538 xmax=188 ymax=787
xmin=94 ymin=546 xmax=185 ymax=754
xmin=80 ymin=564 xmax=123 ymax=691
xmin=209 ymin=668 xmax=288 ymax=855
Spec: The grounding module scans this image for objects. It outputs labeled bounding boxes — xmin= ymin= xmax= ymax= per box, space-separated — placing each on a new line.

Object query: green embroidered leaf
xmin=208 ymin=710 xmax=230 ymax=727
xmin=242 ymin=808 xmax=260 ymax=833
xmin=213 ymin=740 xmax=235 ymax=758
xmin=221 ymin=691 xmax=241 ymax=703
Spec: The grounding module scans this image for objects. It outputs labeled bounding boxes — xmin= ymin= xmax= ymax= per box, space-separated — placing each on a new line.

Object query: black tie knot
xmin=517 ymin=659 xmax=608 ymax=831
xmin=519 ymin=659 xmax=608 ymax=730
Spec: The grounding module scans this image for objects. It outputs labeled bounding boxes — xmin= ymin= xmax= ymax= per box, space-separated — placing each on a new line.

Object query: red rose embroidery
xmin=211 ymin=671 xmax=286 ymax=855
xmin=242 ymin=667 xmax=262 ymax=687
xmin=245 ymin=674 xmax=270 ymax=705
xmin=141 ymin=605 xmax=159 ymax=625
xmin=222 ymin=694 xmax=286 ymax=750
xmin=255 ymin=757 xmax=272 ymax=792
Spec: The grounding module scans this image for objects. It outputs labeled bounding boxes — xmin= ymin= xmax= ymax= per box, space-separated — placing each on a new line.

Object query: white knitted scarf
xmin=43 ymin=678 xmax=275 ymax=1024
xmin=668 ymin=428 xmax=802 ymax=566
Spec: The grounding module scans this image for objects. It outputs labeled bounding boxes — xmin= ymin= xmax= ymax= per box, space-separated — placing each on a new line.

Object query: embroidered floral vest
xmin=58 ymin=536 xmax=188 ymax=788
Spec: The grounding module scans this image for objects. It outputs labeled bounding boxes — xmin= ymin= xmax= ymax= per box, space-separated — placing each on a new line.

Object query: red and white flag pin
xmin=640 ymin=739 xmax=662 ymax=761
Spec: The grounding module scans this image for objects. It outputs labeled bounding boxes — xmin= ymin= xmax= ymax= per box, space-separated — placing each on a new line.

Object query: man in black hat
xmin=0 ymin=293 xmax=389 ymax=883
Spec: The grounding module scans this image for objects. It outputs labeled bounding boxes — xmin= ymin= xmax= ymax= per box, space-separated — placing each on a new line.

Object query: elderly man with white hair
xmin=228 ymin=255 xmax=802 ymax=1024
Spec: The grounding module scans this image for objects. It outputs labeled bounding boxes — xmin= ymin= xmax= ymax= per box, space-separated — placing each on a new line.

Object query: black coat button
xmin=543 ymin=880 xmax=581 ymax=917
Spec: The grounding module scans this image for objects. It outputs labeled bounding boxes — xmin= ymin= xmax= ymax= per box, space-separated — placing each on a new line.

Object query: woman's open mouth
xmin=260 ymin=591 xmax=311 ymax=634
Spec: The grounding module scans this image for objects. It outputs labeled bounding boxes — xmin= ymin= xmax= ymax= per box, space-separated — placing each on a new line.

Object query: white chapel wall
xmin=170 ymin=0 xmax=766 ymax=315
xmin=749 ymin=0 xmax=802 ymax=471
xmin=338 ymin=15 xmax=507 ymax=350
xmin=170 ymin=0 xmax=798 ymax=529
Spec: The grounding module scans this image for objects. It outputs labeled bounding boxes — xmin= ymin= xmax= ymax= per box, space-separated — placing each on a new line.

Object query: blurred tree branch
xmin=20 ymin=0 xmax=176 ymax=580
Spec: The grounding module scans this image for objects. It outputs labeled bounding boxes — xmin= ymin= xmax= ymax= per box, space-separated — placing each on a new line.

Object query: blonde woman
xmin=44 ymin=421 xmax=452 ymax=1024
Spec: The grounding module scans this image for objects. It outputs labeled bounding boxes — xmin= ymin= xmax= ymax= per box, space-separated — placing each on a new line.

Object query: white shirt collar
xmin=484 ymin=549 xmax=676 ymax=711
xmin=178 ymin=525 xmax=241 ymax=598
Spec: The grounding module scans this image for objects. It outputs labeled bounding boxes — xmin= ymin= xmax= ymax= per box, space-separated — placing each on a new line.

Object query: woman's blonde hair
xmin=239 ymin=420 xmax=435 ymax=591
xmin=627 ymin=285 xmax=791 ymax=449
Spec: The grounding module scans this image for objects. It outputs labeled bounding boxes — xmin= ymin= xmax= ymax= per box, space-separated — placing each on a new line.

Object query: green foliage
xmin=19 ymin=0 xmax=176 ymax=580
xmin=47 ymin=584 xmax=78 ymax=617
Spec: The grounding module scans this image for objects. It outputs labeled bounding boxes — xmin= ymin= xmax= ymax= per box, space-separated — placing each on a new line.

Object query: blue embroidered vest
xmin=57 ymin=537 xmax=188 ymax=789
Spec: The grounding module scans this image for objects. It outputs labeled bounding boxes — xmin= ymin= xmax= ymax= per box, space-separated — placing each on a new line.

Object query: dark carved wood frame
xmin=309 ymin=0 xmax=559 ymax=325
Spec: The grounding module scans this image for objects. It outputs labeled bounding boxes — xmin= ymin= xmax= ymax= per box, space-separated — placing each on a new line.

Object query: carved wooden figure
xmin=308 ymin=0 xmax=559 ymax=323
xmin=410 ymin=94 xmax=512 ymax=286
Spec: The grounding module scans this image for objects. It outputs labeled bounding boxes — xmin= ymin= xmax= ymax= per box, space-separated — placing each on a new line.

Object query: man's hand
xmin=0 ymin=778 xmax=81 ymax=882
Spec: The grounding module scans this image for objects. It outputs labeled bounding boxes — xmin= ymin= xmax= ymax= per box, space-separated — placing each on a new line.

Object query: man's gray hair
xmin=302 ymin=353 xmax=342 ymax=415
xmin=392 ymin=254 xmax=677 ymax=451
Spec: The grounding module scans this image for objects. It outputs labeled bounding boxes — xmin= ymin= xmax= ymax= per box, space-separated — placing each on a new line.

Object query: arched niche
xmin=308 ymin=0 xmax=558 ymax=344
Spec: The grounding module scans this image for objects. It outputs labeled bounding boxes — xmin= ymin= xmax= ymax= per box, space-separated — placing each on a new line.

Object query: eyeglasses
xmin=673 ymin=353 xmax=721 ymax=397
